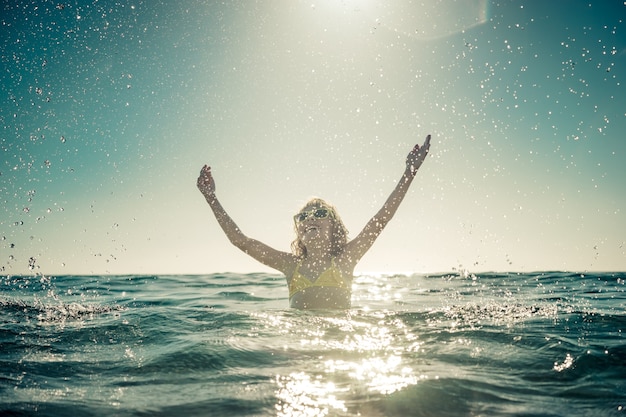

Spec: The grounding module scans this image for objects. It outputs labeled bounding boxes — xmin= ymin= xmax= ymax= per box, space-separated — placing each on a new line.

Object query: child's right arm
xmin=197 ymin=165 xmax=294 ymax=272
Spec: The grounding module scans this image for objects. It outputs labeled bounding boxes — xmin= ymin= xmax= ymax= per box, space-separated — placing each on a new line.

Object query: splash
xmin=1 ymin=274 xmax=124 ymax=324
xmin=0 ymin=296 xmax=124 ymax=324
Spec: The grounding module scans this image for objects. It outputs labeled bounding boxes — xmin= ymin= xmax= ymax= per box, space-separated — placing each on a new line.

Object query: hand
xmin=406 ymin=134 xmax=431 ymax=176
xmin=197 ymin=165 xmax=216 ymax=199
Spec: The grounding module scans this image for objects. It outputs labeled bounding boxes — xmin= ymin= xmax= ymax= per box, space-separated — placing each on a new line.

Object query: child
xmin=197 ymin=135 xmax=431 ymax=309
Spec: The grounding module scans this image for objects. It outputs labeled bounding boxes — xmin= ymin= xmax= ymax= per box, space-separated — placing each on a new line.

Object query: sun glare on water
xmin=264 ymin=303 xmax=423 ymax=416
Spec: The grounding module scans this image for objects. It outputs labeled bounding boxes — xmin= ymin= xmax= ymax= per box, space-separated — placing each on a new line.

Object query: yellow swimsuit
xmin=288 ymin=258 xmax=350 ymax=298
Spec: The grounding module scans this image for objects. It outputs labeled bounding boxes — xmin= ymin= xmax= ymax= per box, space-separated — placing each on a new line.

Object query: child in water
xmin=197 ymin=134 xmax=431 ymax=309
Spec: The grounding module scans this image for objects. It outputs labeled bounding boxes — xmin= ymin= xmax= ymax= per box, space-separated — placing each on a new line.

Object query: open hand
xmin=197 ymin=165 xmax=216 ymax=198
xmin=406 ymin=134 xmax=431 ymax=176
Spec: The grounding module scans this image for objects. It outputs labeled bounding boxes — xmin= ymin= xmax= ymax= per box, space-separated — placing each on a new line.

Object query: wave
xmin=0 ymin=297 xmax=124 ymax=323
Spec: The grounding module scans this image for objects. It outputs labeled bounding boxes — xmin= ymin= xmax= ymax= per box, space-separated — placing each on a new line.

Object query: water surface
xmin=1 ymin=272 xmax=625 ymax=416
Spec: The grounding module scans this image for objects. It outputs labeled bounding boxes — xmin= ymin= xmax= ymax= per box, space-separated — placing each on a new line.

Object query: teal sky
xmin=2 ymin=0 xmax=625 ymax=275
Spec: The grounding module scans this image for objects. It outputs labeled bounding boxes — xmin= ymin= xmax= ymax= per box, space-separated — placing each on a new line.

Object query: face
xmin=295 ymin=206 xmax=334 ymax=244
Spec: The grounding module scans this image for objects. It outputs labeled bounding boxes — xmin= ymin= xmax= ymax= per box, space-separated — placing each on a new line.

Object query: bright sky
xmin=2 ymin=0 xmax=625 ymax=276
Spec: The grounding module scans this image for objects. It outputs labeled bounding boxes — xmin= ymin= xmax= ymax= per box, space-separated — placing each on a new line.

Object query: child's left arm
xmin=343 ymin=134 xmax=431 ymax=264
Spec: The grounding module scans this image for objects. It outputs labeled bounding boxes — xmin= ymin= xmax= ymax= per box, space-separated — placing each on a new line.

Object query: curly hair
xmin=290 ymin=198 xmax=349 ymax=259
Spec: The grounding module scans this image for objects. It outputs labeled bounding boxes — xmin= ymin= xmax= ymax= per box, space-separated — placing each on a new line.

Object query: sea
xmin=1 ymin=271 xmax=624 ymax=417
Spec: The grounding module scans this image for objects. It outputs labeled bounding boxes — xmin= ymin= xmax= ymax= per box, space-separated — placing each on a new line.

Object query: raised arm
xmin=344 ymin=135 xmax=431 ymax=264
xmin=196 ymin=165 xmax=294 ymax=272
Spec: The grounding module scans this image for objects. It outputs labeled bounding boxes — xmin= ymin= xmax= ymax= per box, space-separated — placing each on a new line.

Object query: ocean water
xmin=1 ymin=272 xmax=624 ymax=417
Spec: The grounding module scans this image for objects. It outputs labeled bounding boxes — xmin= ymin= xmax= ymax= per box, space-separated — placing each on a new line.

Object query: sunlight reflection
xmin=325 ymin=355 xmax=419 ymax=395
xmin=311 ymin=0 xmax=488 ymax=40
xmin=275 ymin=372 xmax=347 ymax=417
xmin=299 ymin=322 xmax=395 ymax=352
xmin=252 ymin=311 xmax=295 ymax=335
xmin=352 ymin=274 xmax=410 ymax=307
xmin=272 ymin=308 xmax=424 ymax=414
xmin=274 ymin=354 xmax=421 ymax=415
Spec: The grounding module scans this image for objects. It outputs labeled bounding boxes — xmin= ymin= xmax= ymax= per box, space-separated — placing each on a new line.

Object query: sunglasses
xmin=294 ymin=207 xmax=334 ymax=223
